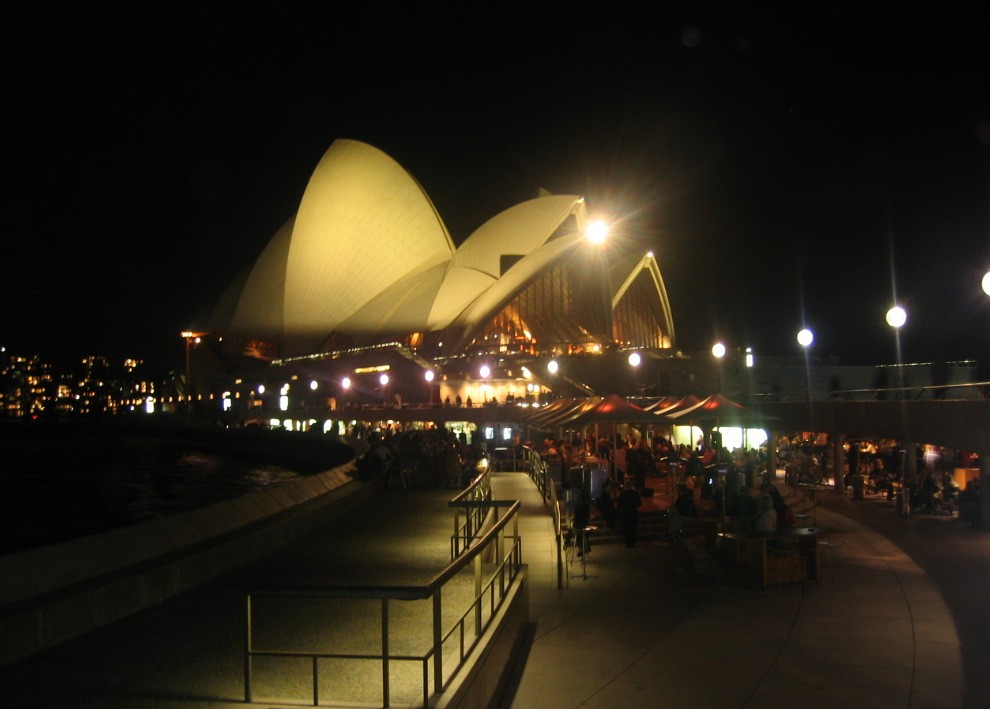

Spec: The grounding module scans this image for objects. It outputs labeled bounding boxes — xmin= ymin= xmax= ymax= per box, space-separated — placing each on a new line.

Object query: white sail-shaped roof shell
xmin=426 ymin=196 xmax=586 ymax=329
xmin=282 ymin=140 xmax=454 ymax=354
xmin=222 ymin=217 xmax=295 ymax=345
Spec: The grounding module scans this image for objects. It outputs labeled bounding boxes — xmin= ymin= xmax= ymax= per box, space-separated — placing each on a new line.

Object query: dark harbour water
xmin=0 ymin=424 xmax=318 ymax=556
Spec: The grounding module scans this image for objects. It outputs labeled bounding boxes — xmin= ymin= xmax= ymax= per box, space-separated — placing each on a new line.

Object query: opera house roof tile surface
xmin=211 ymin=139 xmax=675 ymax=361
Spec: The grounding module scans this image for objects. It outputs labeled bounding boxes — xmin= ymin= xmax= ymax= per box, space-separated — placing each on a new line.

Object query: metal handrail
xmin=244 ymin=496 xmax=522 ymax=708
xmin=740 ymin=380 xmax=990 ymax=404
xmin=516 ymin=446 xmax=566 ymax=589
xmin=450 ymin=456 xmax=492 ymax=557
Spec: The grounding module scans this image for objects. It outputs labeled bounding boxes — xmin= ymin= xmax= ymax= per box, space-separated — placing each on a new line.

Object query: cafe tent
xmin=525 ymin=397 xmax=600 ymax=431
xmin=663 ymin=393 xmax=772 ymax=428
xmin=653 ymin=394 xmax=701 ymax=417
xmin=662 ymin=393 xmax=776 ymax=449
xmin=564 ymin=394 xmax=660 ymax=426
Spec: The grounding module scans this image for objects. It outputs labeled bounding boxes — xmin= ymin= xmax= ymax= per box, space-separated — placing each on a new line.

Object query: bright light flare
xmin=628 ymin=352 xmax=641 ymax=367
xmin=797 ymin=328 xmax=814 ymax=347
xmin=586 ymin=220 xmax=608 ymax=244
xmin=547 ymin=359 xmax=559 ymax=374
xmin=982 ymin=271 xmax=990 ymax=296
xmin=711 ymin=342 xmax=726 ymax=359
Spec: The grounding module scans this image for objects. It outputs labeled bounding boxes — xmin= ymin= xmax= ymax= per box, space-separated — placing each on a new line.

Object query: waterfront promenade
xmin=2 ymin=472 xmax=989 ymax=707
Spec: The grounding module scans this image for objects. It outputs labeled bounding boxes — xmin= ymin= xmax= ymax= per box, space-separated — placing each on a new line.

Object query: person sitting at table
xmin=759 ymin=480 xmax=784 ymax=509
xmin=674 ymin=483 xmax=698 ymax=517
xmin=732 ymin=486 xmax=757 ymax=518
xmin=753 ymin=494 xmax=778 ymax=532
xmin=871 ymin=457 xmax=893 ymax=500
xmin=777 ymin=501 xmax=796 ymax=528
xmin=617 ymin=477 xmax=643 ymax=548
xmin=596 ymin=482 xmax=617 ymax=531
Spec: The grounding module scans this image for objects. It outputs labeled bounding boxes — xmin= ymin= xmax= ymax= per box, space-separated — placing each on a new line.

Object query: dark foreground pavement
xmin=2 ymin=473 xmax=989 ymax=708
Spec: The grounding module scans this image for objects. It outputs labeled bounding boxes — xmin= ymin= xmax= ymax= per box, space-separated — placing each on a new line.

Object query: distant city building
xmin=0 ymin=350 xmax=172 ymax=419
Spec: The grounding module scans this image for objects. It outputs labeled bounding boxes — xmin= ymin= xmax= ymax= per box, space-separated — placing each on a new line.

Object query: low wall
xmin=0 ymin=461 xmax=378 ymax=668
xmin=438 ymin=567 xmax=530 ymax=709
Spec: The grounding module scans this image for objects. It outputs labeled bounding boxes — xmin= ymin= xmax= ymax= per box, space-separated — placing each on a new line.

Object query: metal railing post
xmin=244 ymin=594 xmax=253 ymax=703
xmin=382 ymin=598 xmax=390 ymax=708
xmin=474 ymin=553 xmax=483 ymax=636
xmin=433 ymin=590 xmax=443 ymax=696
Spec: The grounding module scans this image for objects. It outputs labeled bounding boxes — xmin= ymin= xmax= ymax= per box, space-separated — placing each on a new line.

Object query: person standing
xmin=617 ymin=478 xmax=643 ymax=548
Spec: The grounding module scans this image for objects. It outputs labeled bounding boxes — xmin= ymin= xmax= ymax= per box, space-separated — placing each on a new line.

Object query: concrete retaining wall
xmin=0 ymin=461 xmax=377 ymax=668
xmin=438 ymin=567 xmax=530 ymax=709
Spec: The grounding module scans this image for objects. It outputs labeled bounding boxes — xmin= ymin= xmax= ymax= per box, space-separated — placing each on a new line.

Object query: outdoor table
xmin=795 ymin=483 xmax=829 ymax=524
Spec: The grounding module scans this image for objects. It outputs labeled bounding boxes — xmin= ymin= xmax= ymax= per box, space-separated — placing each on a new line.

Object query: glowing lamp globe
xmin=886 ymin=306 xmax=907 ymax=329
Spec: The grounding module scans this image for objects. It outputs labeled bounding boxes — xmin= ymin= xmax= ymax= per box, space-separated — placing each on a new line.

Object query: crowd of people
xmin=355 ymin=427 xmax=488 ymax=489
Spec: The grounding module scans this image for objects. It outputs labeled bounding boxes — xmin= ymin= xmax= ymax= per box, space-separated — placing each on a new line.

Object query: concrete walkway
xmin=2 ymin=471 xmax=989 ymax=708
xmin=494 ymin=473 xmax=990 ymax=709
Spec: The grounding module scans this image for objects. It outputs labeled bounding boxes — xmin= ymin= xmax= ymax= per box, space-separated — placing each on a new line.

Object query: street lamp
xmin=380 ymin=373 xmax=389 ymax=406
xmin=981 ymin=270 xmax=990 ymax=297
xmin=180 ymin=330 xmax=206 ymax=401
xmin=797 ymin=328 xmax=814 ymax=399
xmin=711 ymin=342 xmax=725 ymax=392
xmin=547 ymin=359 xmax=559 ymax=374
xmin=425 ymin=370 xmax=435 ymax=404
xmin=886 ymin=305 xmax=907 ymax=391
xmin=628 ymin=352 xmax=641 ymax=367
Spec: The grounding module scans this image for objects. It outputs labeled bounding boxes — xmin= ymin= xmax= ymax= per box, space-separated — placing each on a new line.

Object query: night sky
xmin=4 ymin=4 xmax=989 ymax=373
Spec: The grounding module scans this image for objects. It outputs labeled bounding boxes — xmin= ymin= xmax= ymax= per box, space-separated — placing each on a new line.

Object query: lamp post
xmin=379 ymin=373 xmax=389 ymax=406
xmin=886 ymin=305 xmax=907 ymax=392
xmin=425 ymin=370 xmax=435 ymax=404
xmin=711 ymin=342 xmax=725 ymax=393
xmin=479 ymin=365 xmax=491 ymax=405
xmin=797 ymin=328 xmax=814 ymax=400
xmin=180 ymin=331 xmax=206 ymax=403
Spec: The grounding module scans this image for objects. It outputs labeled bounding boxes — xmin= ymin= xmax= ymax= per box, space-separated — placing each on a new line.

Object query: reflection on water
xmin=0 ymin=430 xmax=304 ymax=555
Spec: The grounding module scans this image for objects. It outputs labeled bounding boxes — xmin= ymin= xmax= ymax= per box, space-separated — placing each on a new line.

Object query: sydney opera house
xmin=198 ymin=139 xmax=682 ymax=407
